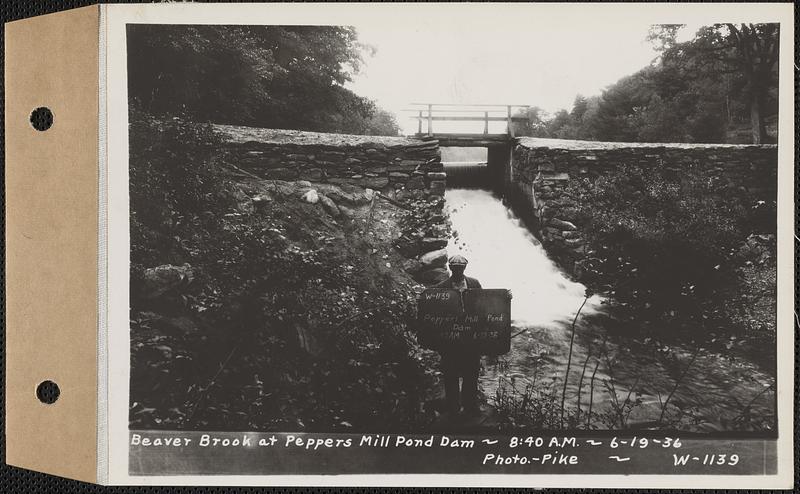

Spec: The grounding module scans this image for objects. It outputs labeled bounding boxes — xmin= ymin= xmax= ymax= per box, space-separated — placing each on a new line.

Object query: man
xmin=435 ymin=255 xmax=482 ymax=416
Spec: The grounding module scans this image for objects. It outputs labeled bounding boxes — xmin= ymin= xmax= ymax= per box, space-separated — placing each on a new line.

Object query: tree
xmin=127 ymin=24 xmax=399 ymax=135
xmin=723 ymin=24 xmax=779 ymax=144
xmin=361 ymin=108 xmax=401 ymax=136
xmin=571 ymin=95 xmax=589 ymax=122
xmin=658 ymin=23 xmax=779 ymax=144
xmin=512 ymin=106 xmax=550 ymax=137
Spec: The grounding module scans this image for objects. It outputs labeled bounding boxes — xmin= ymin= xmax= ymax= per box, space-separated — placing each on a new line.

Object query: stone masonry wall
xmin=213 ymin=125 xmax=445 ymax=198
xmin=510 ymin=137 xmax=778 ymax=273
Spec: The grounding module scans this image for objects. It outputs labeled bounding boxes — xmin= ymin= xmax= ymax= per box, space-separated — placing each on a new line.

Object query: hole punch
xmin=36 ymin=380 xmax=60 ymax=404
xmin=30 ymin=107 xmax=53 ymax=131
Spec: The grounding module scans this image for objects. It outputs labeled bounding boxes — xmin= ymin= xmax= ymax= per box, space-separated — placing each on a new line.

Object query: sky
xmin=346 ymin=20 xmax=695 ymax=135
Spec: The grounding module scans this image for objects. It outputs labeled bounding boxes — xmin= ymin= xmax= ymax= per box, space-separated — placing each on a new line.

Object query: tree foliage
xmin=127 ymin=24 xmax=399 ymax=135
xmin=514 ymin=24 xmax=778 ymax=144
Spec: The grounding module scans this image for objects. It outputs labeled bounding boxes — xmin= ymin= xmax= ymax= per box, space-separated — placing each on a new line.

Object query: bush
xmin=129 ymin=111 xmax=433 ymax=431
xmin=569 ymin=163 xmax=774 ymax=342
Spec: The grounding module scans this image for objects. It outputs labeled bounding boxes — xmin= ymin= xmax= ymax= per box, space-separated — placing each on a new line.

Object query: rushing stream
xmin=444 ymin=188 xmax=776 ymax=432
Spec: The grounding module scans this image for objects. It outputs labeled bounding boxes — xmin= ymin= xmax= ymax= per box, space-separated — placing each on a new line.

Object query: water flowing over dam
xmin=444 ymin=188 xmax=603 ymax=327
xmin=443 ymin=188 xmax=775 ymax=431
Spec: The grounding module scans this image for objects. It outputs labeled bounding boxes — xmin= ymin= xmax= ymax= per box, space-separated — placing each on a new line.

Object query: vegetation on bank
xmin=129 ymin=112 xmax=437 ymax=431
xmin=566 ymin=164 xmax=776 ymax=363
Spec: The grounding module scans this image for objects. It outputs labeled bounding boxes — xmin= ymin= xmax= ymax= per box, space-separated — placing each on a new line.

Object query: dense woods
xmin=515 ymin=24 xmax=779 ymax=144
xmin=127 ymin=24 xmax=400 ymax=135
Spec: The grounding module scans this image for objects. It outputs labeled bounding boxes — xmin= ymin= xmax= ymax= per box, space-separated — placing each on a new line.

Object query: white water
xmin=443 ymin=188 xmax=776 ymax=431
xmin=445 ymin=188 xmax=603 ymax=327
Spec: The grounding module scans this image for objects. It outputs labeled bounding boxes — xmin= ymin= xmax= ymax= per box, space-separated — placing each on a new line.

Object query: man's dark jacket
xmin=435 ymin=276 xmax=482 ymax=289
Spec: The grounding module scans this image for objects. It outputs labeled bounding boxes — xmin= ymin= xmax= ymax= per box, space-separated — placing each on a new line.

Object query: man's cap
xmin=448 ymin=255 xmax=468 ymax=266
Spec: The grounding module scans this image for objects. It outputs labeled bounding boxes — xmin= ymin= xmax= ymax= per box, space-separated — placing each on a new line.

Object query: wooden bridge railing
xmin=404 ymin=103 xmax=530 ymax=137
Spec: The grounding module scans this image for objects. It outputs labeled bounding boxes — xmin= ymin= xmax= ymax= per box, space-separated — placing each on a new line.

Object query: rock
xmin=421 ymin=237 xmax=449 ymax=251
xmin=338 ymin=205 xmax=355 ymax=218
xmin=429 ymin=180 xmax=446 ymax=196
xmin=562 ymin=230 xmax=580 ymax=239
xmin=296 ymin=180 xmax=313 ymax=188
xmin=264 ymin=168 xmax=299 ymax=180
xmin=362 ymin=177 xmax=389 ymax=189
xmin=427 ymin=172 xmax=447 ymax=180
xmin=394 ymin=235 xmax=422 ymax=257
xmin=406 ymin=175 xmax=425 ymax=190
xmin=305 ymin=168 xmax=324 ymax=180
xmin=141 ymin=264 xmax=194 ymax=299
xmin=319 ymin=194 xmax=340 ymax=217
xmin=548 ymin=218 xmax=577 ymax=231
xmin=302 ymin=189 xmax=320 ymax=204
xmin=419 ymin=248 xmax=448 ymax=268
xmin=389 ymin=172 xmax=410 ymax=179
xmin=402 ymin=258 xmax=425 ymax=275
xmin=414 ymin=267 xmax=450 ymax=284
xmin=389 ymin=163 xmax=419 ymax=172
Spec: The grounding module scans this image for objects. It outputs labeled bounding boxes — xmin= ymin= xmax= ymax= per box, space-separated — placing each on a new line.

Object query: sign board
xmin=417 ymin=288 xmax=511 ymax=355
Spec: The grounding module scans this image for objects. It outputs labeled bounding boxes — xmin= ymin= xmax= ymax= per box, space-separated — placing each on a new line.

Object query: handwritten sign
xmin=417 ymin=288 xmax=511 ymax=355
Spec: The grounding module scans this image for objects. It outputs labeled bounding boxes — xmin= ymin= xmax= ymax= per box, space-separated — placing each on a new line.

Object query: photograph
xmin=125 ymin=18 xmax=779 ymax=440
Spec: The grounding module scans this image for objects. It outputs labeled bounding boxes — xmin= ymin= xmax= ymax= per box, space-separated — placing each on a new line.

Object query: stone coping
xmin=213 ymin=124 xmax=432 ymax=148
xmin=516 ymin=136 xmax=777 ymax=151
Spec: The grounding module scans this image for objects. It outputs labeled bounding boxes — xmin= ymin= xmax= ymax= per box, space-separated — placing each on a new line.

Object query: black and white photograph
xmin=118 ymin=4 xmax=790 ymax=481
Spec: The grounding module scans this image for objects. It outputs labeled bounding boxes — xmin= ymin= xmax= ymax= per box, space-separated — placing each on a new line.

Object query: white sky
xmin=347 ymin=21 xmax=695 ymax=135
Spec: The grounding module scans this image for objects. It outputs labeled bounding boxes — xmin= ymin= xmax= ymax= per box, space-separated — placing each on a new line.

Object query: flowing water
xmin=444 ymin=188 xmax=776 ymax=432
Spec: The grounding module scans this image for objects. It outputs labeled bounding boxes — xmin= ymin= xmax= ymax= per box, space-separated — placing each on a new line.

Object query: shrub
xmin=569 ymin=163 xmax=773 ymax=342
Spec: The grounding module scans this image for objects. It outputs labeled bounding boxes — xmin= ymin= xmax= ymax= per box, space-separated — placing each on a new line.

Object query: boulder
xmin=394 ymin=235 xmax=422 ymax=257
xmin=421 ymin=237 xmax=449 ymax=251
xmin=362 ymin=177 xmax=389 ymax=189
xmin=414 ymin=267 xmax=450 ymax=285
xmin=318 ymin=194 xmax=340 ymax=217
xmin=419 ymin=248 xmax=448 ymax=268
xmin=402 ymin=258 xmax=425 ymax=275
xmin=338 ymin=205 xmax=356 ymax=218
xmin=302 ymin=189 xmax=320 ymax=204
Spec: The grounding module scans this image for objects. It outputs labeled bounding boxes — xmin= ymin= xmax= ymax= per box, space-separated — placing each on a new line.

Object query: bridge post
xmin=506 ymin=105 xmax=514 ymax=138
xmin=427 ymin=104 xmax=433 ymax=136
xmin=418 ymin=110 xmax=422 ymax=135
xmin=484 ymin=111 xmax=489 ymax=134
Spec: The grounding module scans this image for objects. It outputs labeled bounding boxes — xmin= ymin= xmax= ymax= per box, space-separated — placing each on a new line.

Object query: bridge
xmin=405 ymin=103 xmax=529 ymax=147
xmin=404 ymin=103 xmax=529 ymax=191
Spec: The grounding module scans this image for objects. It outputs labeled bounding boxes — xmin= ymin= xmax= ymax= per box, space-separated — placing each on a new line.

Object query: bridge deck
xmin=414 ymin=133 xmax=515 ymax=147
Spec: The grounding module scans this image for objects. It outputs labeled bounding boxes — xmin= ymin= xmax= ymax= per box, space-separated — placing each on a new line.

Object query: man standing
xmin=435 ymin=255 xmax=482 ymax=416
